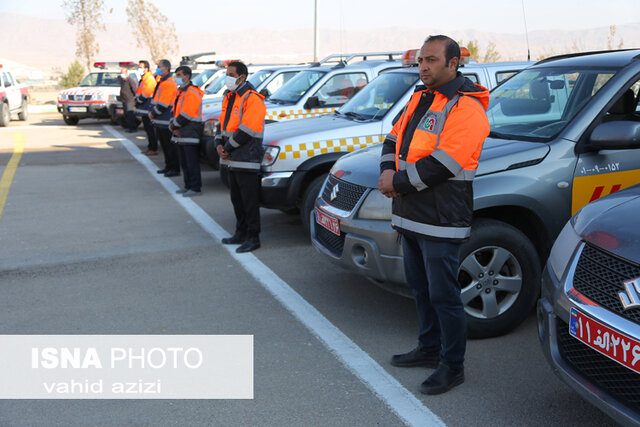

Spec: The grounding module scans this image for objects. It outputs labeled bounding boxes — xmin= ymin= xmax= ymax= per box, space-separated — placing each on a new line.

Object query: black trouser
xmin=228 ymin=170 xmax=261 ymax=237
xmin=142 ymin=116 xmax=157 ymax=151
xmin=177 ymin=144 xmax=202 ymax=191
xmin=156 ymin=127 xmax=180 ymax=173
xmin=123 ymin=101 xmax=136 ymax=130
xmin=401 ymin=233 xmax=465 ymax=369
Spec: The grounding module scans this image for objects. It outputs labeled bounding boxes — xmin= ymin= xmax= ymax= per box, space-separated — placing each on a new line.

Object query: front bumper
xmin=310 ymin=188 xmax=406 ymax=286
xmin=57 ymin=103 xmax=110 ymax=118
xmin=538 ymin=244 xmax=640 ymax=426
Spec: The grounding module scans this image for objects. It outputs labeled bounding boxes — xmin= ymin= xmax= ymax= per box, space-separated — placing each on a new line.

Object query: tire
xmin=458 ymin=218 xmax=541 ymax=339
xmin=63 ymin=115 xmax=79 ymax=125
xmin=0 ymin=102 xmax=10 ymax=127
xmin=300 ymin=174 xmax=327 ymax=231
xmin=18 ymin=99 xmax=28 ymax=121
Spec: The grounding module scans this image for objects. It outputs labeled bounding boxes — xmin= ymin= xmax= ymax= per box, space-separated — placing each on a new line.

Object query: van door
xmin=573 ymin=76 xmax=640 ymax=214
xmin=2 ymin=72 xmax=21 ymax=110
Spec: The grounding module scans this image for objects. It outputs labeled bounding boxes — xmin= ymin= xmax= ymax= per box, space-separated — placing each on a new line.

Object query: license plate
xmin=315 ymin=209 xmax=340 ymax=236
xmin=569 ymin=307 xmax=640 ymax=374
xmin=68 ymin=106 xmax=87 ymax=112
xmin=115 ymin=108 xmax=124 ymax=115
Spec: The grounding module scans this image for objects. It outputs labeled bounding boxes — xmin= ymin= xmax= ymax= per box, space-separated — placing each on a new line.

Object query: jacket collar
xmin=433 ymin=72 xmax=466 ymax=100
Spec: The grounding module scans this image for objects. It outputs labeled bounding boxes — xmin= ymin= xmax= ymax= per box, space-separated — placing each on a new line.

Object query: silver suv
xmin=312 ymin=49 xmax=640 ymax=338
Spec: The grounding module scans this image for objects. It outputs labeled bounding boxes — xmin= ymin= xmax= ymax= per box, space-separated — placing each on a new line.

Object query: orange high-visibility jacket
xmin=134 ymin=71 xmax=157 ymax=115
xmin=380 ymin=74 xmax=490 ymax=241
xmin=217 ymin=81 xmax=266 ymax=171
xmin=170 ymin=83 xmax=204 ymax=145
xmin=150 ymin=75 xmax=177 ymax=128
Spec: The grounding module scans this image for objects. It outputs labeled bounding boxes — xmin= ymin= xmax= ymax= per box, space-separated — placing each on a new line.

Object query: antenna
xmin=521 ymin=0 xmax=531 ymax=61
xmin=313 ymin=0 xmax=319 ymax=62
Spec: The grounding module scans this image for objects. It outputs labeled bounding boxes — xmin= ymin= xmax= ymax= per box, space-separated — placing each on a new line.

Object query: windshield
xmin=338 ymin=72 xmax=419 ymax=120
xmin=269 ymin=70 xmax=325 ymax=104
xmin=248 ymin=69 xmax=273 ymax=88
xmin=204 ymin=73 xmax=227 ymax=95
xmin=79 ymin=72 xmax=121 ymax=87
xmin=192 ymin=69 xmax=220 ymax=87
xmin=487 ymin=67 xmax=618 ymax=141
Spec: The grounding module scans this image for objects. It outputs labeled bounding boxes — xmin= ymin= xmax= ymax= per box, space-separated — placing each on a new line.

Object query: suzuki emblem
xmin=330 ymin=184 xmax=339 ymax=201
xmin=619 ymin=278 xmax=640 ymax=311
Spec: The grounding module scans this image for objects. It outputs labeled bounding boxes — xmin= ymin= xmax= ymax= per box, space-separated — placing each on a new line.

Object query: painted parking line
xmin=104 ymin=125 xmax=445 ymax=427
xmin=0 ymin=134 xmax=25 ymax=222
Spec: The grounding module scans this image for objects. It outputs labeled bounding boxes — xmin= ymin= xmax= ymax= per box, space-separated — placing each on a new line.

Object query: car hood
xmin=573 ymin=184 xmax=640 ymax=263
xmin=264 ymin=114 xmax=377 ymax=146
xmin=329 ymin=136 xmax=551 ymax=188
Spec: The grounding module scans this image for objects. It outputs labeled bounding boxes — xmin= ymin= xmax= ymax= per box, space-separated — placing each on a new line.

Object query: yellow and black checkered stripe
xmin=279 ymin=134 xmax=385 ymax=160
xmin=267 ymin=107 xmax=337 ymax=121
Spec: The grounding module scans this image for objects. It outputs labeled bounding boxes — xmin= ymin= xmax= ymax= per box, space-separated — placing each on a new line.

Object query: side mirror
xmin=589 ymin=121 xmax=640 ymax=150
xmin=304 ymin=96 xmax=319 ymax=110
xmin=259 ymin=88 xmax=270 ymax=98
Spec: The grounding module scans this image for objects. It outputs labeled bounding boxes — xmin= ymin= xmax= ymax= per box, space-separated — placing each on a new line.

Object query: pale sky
xmin=1 ymin=0 xmax=639 ymax=34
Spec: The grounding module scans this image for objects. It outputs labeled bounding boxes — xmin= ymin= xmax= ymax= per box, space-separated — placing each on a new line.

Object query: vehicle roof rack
xmin=180 ymin=52 xmax=218 ymax=66
xmin=535 ymin=48 xmax=639 ymax=65
xmin=309 ymin=51 xmax=404 ymax=67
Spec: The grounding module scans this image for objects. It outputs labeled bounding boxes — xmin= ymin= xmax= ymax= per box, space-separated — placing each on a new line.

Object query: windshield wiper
xmin=344 ymin=111 xmax=366 ymax=121
xmin=489 ymin=131 xmax=517 ymax=140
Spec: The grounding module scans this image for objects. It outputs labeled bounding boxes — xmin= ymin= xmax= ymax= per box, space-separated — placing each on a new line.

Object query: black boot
xmin=236 ymin=235 xmax=260 ymax=253
xmin=221 ymin=232 xmax=246 ymax=245
xmin=390 ymin=347 xmax=439 ymax=368
xmin=420 ymin=363 xmax=464 ymax=395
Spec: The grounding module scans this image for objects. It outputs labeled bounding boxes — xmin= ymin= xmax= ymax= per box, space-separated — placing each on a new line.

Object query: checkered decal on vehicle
xmin=278 ymin=134 xmax=385 ymax=160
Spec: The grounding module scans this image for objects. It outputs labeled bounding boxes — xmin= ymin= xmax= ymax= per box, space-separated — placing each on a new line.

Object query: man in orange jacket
xmin=135 ymin=60 xmax=158 ymax=155
xmin=169 ymin=66 xmax=204 ymax=197
xmin=378 ymin=35 xmax=490 ymax=395
xmin=149 ymin=59 xmax=179 ymax=177
xmin=216 ymin=61 xmax=266 ymax=253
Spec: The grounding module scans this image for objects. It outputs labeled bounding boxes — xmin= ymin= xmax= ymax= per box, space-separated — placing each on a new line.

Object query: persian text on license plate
xmin=569 ymin=307 xmax=640 ymax=374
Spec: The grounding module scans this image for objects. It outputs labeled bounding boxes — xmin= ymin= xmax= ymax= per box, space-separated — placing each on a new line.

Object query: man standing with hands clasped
xmin=378 ymin=35 xmax=490 ymax=395
xmin=169 ymin=66 xmax=204 ymax=197
xmin=216 ymin=61 xmax=266 ymax=253
xmin=149 ymin=59 xmax=180 ymax=177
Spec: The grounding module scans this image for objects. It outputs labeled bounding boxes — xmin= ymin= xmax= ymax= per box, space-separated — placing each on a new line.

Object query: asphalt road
xmin=0 ymin=114 xmax=614 ymax=426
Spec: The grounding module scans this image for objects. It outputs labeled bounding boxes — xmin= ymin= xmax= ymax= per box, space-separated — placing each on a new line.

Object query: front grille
xmin=556 ymin=319 xmax=640 ymax=410
xmin=321 ymin=175 xmax=367 ymax=212
xmin=315 ymin=221 xmax=345 ymax=256
xmin=83 ymin=95 xmax=92 ymax=101
xmin=573 ymin=243 xmax=640 ymax=325
xmin=68 ymin=94 xmax=76 ymax=101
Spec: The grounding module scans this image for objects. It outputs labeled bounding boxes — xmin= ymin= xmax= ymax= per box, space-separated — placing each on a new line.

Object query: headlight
xmin=58 ymin=94 xmax=67 ymax=101
xmin=203 ymin=119 xmax=220 ymax=136
xmin=262 ymin=145 xmax=281 ymax=166
xmin=357 ymin=189 xmax=392 ymax=220
xmin=95 ymin=94 xmax=104 ymax=101
xmin=548 ymin=220 xmax=582 ymax=281
xmin=108 ymin=94 xmax=118 ymax=103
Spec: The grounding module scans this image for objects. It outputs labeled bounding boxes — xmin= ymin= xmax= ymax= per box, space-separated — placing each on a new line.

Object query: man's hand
xmin=148 ymin=112 xmax=154 ymax=119
xmin=216 ymin=144 xmax=230 ymax=160
xmin=378 ymin=170 xmax=400 ymax=198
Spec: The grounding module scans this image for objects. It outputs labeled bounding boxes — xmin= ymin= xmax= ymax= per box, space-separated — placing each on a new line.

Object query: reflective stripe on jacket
xmin=151 ymin=74 xmax=177 ymax=128
xmin=217 ymin=81 xmax=266 ymax=172
xmin=380 ymin=74 xmax=490 ymax=242
xmin=170 ymin=83 xmax=204 ymax=145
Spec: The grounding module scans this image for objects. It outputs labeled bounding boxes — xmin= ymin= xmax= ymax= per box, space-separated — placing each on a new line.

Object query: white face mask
xmin=226 ymin=75 xmax=240 ymax=91
xmin=120 ymin=73 xmax=127 ymax=79
xmin=138 ymin=68 xmax=145 ymax=75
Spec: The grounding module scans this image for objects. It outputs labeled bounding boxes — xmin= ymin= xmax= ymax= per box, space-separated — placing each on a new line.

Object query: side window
xmin=602 ymin=76 xmax=640 ymax=121
xmin=496 ymin=71 xmax=518 ymax=85
xmin=3 ymin=73 xmax=13 ymax=87
xmin=265 ymin=72 xmax=296 ymax=96
xmin=463 ymin=73 xmax=479 ymax=84
xmin=314 ymin=73 xmax=367 ymax=107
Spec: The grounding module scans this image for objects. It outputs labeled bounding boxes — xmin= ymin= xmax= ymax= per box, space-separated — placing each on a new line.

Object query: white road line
xmin=104 ymin=125 xmax=445 ymax=427
xmin=0 ymin=125 xmax=71 ymax=131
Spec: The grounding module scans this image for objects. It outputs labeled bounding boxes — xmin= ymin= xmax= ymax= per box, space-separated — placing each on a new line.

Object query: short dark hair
xmin=227 ymin=61 xmax=248 ymax=77
xmin=138 ymin=60 xmax=150 ymax=70
xmin=175 ymin=66 xmax=192 ymax=79
xmin=158 ymin=59 xmax=171 ymax=71
xmin=424 ymin=35 xmax=461 ymax=69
